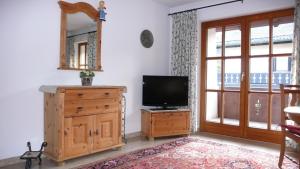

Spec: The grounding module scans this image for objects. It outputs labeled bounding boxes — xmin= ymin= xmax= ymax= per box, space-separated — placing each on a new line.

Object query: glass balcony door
xmin=202 ymin=18 xmax=245 ymax=137
xmin=201 ymin=9 xmax=294 ymax=143
xmin=244 ymin=15 xmax=294 ymax=142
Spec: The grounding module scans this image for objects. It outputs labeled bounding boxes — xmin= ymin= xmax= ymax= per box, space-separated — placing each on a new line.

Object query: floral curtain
xmin=289 ymin=0 xmax=300 ymax=152
xmin=66 ymin=37 xmax=75 ymax=67
xmin=292 ymin=0 xmax=300 ymax=84
xmin=87 ymin=32 xmax=97 ymax=69
xmin=171 ymin=11 xmax=199 ymax=132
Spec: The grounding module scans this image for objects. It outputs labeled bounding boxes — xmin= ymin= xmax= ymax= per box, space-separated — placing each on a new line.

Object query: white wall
xmin=0 ymin=0 xmax=169 ymax=160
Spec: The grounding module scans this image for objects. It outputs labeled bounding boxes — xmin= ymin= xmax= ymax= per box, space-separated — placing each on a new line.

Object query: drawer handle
xmin=105 ymin=92 xmax=110 ymax=96
xmin=89 ymin=130 xmax=92 ymax=137
xmin=77 ymin=107 xmax=83 ymax=111
xmin=95 ymin=129 xmax=99 ymax=135
xmin=104 ymin=105 xmax=110 ymax=109
xmin=77 ymin=93 xmax=83 ymax=97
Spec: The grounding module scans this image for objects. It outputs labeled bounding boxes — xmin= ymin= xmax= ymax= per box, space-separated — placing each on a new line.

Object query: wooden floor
xmin=0 ymin=132 xmax=298 ymax=169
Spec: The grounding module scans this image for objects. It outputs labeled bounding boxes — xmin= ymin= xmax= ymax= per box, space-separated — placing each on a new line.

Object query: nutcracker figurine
xmin=99 ymin=1 xmax=107 ymax=21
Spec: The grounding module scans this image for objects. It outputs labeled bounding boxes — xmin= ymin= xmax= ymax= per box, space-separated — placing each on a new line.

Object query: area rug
xmin=76 ymin=137 xmax=298 ymax=169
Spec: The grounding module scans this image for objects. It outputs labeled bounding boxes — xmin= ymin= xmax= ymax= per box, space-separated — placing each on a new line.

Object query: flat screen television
xmin=142 ymin=75 xmax=188 ymax=109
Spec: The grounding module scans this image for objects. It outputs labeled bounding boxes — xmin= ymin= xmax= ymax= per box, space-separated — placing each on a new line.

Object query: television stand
xmin=141 ymin=109 xmax=190 ymax=140
xmin=150 ymin=107 xmax=178 ymax=111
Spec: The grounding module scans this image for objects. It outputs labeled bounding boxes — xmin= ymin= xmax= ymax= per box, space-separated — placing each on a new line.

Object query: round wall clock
xmin=140 ymin=30 xmax=154 ymax=48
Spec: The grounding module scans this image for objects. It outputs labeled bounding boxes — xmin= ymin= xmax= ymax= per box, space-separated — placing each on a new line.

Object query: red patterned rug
xmin=76 ymin=137 xmax=298 ymax=169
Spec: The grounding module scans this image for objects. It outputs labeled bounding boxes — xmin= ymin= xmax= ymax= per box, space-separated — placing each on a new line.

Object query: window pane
xmin=80 ymin=45 xmax=86 ymax=65
xmin=224 ymin=59 xmax=241 ymax=90
xmin=273 ymin=16 xmax=294 ymax=54
xmin=207 ymin=27 xmax=222 ymax=57
xmin=250 ymin=20 xmax=269 ymax=55
xmin=249 ymin=57 xmax=269 ymax=91
xmin=248 ymin=93 xmax=268 ymax=129
xmin=225 ymin=25 xmax=241 ymax=56
xmin=206 ymin=60 xmax=221 ymax=90
xmin=206 ymin=92 xmax=221 ymax=123
xmin=223 ymin=92 xmax=240 ymax=126
xmin=272 ymin=56 xmax=292 ymax=90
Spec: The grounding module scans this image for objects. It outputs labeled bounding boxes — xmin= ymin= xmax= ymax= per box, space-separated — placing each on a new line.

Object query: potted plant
xmin=80 ymin=70 xmax=95 ymax=86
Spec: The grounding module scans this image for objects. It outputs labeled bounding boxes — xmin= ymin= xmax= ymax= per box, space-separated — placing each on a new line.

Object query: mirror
xmin=66 ymin=13 xmax=96 ymax=69
xmin=58 ymin=1 xmax=103 ymax=71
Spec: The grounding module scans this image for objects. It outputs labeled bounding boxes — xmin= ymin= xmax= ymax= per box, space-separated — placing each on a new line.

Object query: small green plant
xmin=80 ymin=70 xmax=95 ymax=78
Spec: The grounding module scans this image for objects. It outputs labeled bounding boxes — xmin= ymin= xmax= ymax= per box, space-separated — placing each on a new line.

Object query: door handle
xmin=241 ymin=72 xmax=245 ymax=82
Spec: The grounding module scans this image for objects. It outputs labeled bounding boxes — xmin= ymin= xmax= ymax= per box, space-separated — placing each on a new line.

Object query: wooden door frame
xmin=200 ymin=8 xmax=294 ymax=144
xmin=243 ymin=8 xmax=294 ymax=143
xmin=200 ymin=16 xmax=246 ymax=138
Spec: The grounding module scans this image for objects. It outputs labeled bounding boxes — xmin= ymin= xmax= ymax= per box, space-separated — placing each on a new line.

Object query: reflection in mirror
xmin=66 ymin=13 xmax=97 ymax=70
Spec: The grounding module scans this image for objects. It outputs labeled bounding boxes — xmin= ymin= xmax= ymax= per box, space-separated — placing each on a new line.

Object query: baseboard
xmin=0 ymin=156 xmax=22 ymax=168
xmin=125 ymin=131 xmax=142 ymax=140
xmin=0 ymin=132 xmax=142 ymax=167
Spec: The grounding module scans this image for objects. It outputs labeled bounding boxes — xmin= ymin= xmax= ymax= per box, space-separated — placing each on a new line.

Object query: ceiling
xmin=153 ymin=0 xmax=203 ymax=7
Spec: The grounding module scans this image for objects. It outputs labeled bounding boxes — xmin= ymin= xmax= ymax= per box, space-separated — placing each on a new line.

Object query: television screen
xmin=142 ymin=75 xmax=188 ymax=108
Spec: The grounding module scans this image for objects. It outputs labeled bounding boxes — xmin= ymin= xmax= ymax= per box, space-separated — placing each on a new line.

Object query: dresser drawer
xmin=65 ymin=89 xmax=120 ymax=101
xmin=64 ymin=98 xmax=119 ymax=117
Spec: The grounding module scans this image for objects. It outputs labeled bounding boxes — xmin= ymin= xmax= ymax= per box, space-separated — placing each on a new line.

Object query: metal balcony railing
xmin=217 ymin=72 xmax=292 ymax=88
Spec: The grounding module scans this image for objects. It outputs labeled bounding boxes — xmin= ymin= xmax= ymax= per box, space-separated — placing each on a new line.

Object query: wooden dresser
xmin=39 ymin=86 xmax=126 ymax=163
xmin=141 ymin=109 xmax=190 ymax=140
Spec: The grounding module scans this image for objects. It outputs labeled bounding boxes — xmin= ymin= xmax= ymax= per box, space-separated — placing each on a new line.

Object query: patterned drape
xmin=66 ymin=37 xmax=75 ymax=67
xmin=171 ymin=11 xmax=199 ymax=132
xmin=292 ymin=0 xmax=300 ymax=84
xmin=289 ymin=0 xmax=300 ymax=152
xmin=87 ymin=32 xmax=97 ymax=69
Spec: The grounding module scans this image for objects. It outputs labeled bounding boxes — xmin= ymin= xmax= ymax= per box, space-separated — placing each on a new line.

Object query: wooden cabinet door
xmin=168 ymin=112 xmax=189 ymax=133
xmin=93 ymin=113 xmax=118 ymax=151
xmin=151 ymin=113 xmax=172 ymax=136
xmin=151 ymin=112 xmax=189 ymax=136
xmin=64 ymin=116 xmax=93 ymax=158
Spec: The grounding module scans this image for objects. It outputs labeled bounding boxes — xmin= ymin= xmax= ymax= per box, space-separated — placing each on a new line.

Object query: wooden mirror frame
xmin=58 ymin=1 xmax=103 ymax=71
